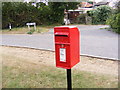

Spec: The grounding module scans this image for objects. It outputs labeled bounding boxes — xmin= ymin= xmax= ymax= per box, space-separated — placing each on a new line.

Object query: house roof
xmin=68 ymin=9 xmax=83 ymax=12
xmin=81 ymin=2 xmax=93 ymax=8
xmin=94 ymin=2 xmax=109 ymax=6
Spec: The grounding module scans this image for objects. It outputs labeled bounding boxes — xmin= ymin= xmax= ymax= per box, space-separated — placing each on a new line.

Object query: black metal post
xmin=67 ymin=69 xmax=72 ymax=90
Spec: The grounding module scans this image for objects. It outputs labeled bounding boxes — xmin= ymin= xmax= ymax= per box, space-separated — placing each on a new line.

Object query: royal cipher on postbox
xmin=54 ymin=26 xmax=80 ymax=69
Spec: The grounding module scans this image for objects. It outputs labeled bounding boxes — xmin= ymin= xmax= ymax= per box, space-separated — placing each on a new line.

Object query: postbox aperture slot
xmin=55 ymin=32 xmax=69 ymax=37
xmin=55 ymin=35 xmax=68 ymax=37
xmin=55 ymin=32 xmax=70 ymax=44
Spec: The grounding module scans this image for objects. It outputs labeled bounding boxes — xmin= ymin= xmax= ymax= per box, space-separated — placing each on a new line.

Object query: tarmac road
xmin=1 ymin=25 xmax=119 ymax=60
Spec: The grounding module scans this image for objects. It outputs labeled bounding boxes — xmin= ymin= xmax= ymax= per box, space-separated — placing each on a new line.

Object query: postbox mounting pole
xmin=67 ymin=69 xmax=72 ymax=90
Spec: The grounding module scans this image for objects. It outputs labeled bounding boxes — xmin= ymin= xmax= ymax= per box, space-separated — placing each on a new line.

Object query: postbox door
xmin=55 ymin=44 xmax=70 ymax=69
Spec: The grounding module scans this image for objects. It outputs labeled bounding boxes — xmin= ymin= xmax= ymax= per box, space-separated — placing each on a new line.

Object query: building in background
xmin=65 ymin=1 xmax=94 ymax=24
xmin=65 ymin=0 xmax=118 ymax=24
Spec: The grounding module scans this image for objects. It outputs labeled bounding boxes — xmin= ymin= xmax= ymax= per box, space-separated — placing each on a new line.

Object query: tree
xmin=2 ymin=2 xmax=42 ymax=29
xmin=48 ymin=2 xmax=79 ymax=24
xmin=106 ymin=1 xmax=120 ymax=34
xmin=2 ymin=2 xmax=79 ymax=29
xmin=88 ymin=5 xmax=112 ymax=24
xmin=115 ymin=1 xmax=120 ymax=13
xmin=2 ymin=2 xmax=15 ymax=28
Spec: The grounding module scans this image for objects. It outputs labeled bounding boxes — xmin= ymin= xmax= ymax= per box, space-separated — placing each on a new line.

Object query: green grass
xmin=39 ymin=23 xmax=61 ymax=28
xmin=3 ymin=65 xmax=118 ymax=88
xmin=1 ymin=26 xmax=50 ymax=34
xmin=2 ymin=54 xmax=118 ymax=88
xmin=2 ymin=48 xmax=118 ymax=88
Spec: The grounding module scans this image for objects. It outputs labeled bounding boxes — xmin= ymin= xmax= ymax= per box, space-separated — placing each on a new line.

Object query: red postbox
xmin=54 ymin=26 xmax=80 ymax=69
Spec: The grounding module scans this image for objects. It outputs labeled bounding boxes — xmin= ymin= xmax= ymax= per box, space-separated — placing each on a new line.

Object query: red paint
xmin=54 ymin=26 xmax=80 ymax=69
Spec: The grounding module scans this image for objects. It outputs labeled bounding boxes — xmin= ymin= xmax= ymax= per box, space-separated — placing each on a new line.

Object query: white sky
xmin=90 ymin=0 xmax=119 ymax=7
xmin=24 ymin=0 xmax=119 ymax=7
xmin=24 ymin=0 xmax=118 ymax=3
xmin=89 ymin=0 xmax=118 ymax=3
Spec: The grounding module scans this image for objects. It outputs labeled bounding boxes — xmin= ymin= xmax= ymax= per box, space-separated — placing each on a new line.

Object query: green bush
xmin=106 ymin=13 xmax=120 ymax=34
xmin=88 ymin=5 xmax=112 ymax=24
xmin=2 ymin=2 xmax=78 ymax=29
xmin=27 ymin=29 xmax=35 ymax=34
xmin=77 ymin=13 xmax=86 ymax=24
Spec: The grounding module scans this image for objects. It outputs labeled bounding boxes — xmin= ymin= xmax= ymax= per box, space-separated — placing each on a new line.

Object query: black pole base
xmin=67 ymin=69 xmax=72 ymax=90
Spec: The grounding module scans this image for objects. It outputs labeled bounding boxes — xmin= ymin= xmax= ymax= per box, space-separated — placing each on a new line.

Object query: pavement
xmin=1 ymin=25 xmax=119 ymax=60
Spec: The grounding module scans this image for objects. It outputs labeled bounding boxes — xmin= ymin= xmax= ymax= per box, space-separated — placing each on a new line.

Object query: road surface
xmin=1 ymin=25 xmax=119 ymax=60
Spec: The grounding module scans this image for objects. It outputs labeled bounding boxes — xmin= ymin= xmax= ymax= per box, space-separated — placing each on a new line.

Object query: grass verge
xmin=1 ymin=26 xmax=50 ymax=34
xmin=2 ymin=47 xmax=118 ymax=88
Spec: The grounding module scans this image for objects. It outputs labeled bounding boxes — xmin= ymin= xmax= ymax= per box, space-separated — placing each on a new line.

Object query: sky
xmin=89 ymin=0 xmax=118 ymax=3
xmin=24 ymin=0 xmax=48 ymax=5
xmin=24 ymin=0 xmax=119 ymax=7
xmin=90 ymin=0 xmax=119 ymax=7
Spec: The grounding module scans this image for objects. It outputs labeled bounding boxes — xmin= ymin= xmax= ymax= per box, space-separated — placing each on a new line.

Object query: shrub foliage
xmin=88 ymin=5 xmax=112 ymax=24
xmin=106 ymin=1 xmax=120 ymax=34
xmin=2 ymin=2 xmax=78 ymax=29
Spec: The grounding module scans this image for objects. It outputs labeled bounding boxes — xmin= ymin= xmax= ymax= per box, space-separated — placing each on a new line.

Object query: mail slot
xmin=54 ymin=26 xmax=80 ymax=69
xmin=55 ymin=32 xmax=69 ymax=43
